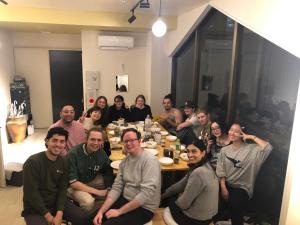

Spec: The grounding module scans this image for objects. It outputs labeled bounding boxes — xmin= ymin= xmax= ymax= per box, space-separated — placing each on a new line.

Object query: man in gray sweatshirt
xmin=93 ymin=128 xmax=161 ymax=225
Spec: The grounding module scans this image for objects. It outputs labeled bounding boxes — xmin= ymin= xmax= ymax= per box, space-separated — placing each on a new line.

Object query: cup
xmin=163 ymin=148 xmax=174 ymax=158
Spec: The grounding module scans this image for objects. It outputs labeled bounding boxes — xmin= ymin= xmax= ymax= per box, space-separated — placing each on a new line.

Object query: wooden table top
xmin=106 ymin=125 xmax=189 ymax=172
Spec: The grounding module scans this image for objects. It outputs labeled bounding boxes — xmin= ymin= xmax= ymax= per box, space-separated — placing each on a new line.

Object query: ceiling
xmin=0 ymin=0 xmax=207 ymax=33
xmin=3 ymin=0 xmax=203 ymax=16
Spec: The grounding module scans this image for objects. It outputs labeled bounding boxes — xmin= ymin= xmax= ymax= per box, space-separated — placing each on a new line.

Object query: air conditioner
xmin=98 ymin=35 xmax=134 ymax=50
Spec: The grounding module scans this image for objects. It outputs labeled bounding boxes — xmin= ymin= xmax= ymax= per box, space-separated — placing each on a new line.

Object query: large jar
xmin=6 ymin=117 xmax=27 ymax=143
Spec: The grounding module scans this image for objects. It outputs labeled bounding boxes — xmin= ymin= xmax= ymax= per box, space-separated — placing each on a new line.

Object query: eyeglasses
xmin=123 ymin=138 xmax=138 ymax=144
xmin=211 ymin=127 xmax=221 ymax=131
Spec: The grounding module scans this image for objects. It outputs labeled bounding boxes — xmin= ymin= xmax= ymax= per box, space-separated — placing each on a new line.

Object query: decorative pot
xmin=6 ymin=117 xmax=27 ymax=143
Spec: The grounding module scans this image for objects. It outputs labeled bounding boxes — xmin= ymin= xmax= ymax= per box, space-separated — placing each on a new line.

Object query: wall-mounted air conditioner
xmin=98 ymin=35 xmax=134 ymax=50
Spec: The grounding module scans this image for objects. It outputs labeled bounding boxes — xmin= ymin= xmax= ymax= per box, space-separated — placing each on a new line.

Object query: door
xmin=49 ymin=50 xmax=83 ymax=122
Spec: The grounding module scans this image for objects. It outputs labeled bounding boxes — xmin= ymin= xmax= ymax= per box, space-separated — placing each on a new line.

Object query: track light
xmin=128 ymin=11 xmax=136 ymax=24
xmin=0 ymin=0 xmax=8 ymax=5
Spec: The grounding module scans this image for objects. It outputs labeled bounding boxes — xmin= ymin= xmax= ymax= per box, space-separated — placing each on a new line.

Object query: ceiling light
xmin=152 ymin=0 xmax=167 ymax=37
xmin=140 ymin=0 xmax=150 ymax=8
xmin=128 ymin=11 xmax=136 ymax=24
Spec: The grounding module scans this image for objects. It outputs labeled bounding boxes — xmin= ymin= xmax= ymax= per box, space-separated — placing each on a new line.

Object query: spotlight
xmin=140 ymin=0 xmax=150 ymax=8
xmin=128 ymin=12 xmax=136 ymax=24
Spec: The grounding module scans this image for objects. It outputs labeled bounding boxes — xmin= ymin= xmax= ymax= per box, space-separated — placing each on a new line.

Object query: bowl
xmin=108 ymin=130 xmax=115 ymax=135
xmin=160 ymin=131 xmax=168 ymax=136
xmin=159 ymin=157 xmax=174 ymax=166
xmin=146 ymin=141 xmax=157 ymax=148
xmin=110 ymin=160 xmax=122 ymax=170
xmin=180 ymin=153 xmax=189 ymax=161
xmin=151 ymin=127 xmax=161 ymax=132
xmin=109 ymin=137 xmax=121 ymax=144
xmin=144 ymin=148 xmax=159 ymax=156
xmin=166 ymin=135 xmax=177 ymax=142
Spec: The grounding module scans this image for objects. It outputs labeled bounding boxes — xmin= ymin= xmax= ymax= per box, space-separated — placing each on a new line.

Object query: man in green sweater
xmin=22 ymin=127 xmax=89 ymax=225
xmin=67 ymin=127 xmax=114 ymax=213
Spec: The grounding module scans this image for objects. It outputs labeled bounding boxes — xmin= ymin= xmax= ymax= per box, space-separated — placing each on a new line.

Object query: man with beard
xmin=22 ymin=127 xmax=89 ymax=225
xmin=50 ymin=105 xmax=86 ymax=156
xmin=158 ymin=94 xmax=182 ymax=134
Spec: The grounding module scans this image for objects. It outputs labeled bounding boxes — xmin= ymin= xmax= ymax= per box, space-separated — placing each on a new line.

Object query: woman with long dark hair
xmin=108 ymin=95 xmax=130 ymax=123
xmin=207 ymin=120 xmax=231 ymax=169
xmin=162 ymin=139 xmax=219 ymax=225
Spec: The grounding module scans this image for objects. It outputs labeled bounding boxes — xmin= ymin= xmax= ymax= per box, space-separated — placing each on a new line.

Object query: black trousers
xmin=24 ymin=199 xmax=92 ymax=225
xmin=169 ymin=199 xmax=212 ymax=225
xmin=228 ymin=187 xmax=249 ymax=225
xmin=102 ymin=196 xmax=154 ymax=225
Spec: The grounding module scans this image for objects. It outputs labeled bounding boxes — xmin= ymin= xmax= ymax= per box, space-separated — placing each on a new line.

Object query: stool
xmin=163 ymin=207 xmax=178 ymax=225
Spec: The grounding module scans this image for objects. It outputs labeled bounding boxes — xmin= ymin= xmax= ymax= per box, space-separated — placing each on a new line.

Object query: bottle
xmin=144 ymin=114 xmax=152 ymax=135
xmin=174 ymin=139 xmax=181 ymax=164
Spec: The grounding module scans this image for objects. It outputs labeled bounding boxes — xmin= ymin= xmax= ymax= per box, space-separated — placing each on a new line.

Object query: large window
xmin=172 ymin=9 xmax=300 ymax=224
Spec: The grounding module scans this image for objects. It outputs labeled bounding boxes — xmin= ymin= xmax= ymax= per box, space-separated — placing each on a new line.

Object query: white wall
xmin=81 ymin=30 xmax=148 ymax=108
xmin=13 ymin=32 xmax=81 ymax=128
xmin=0 ymin=30 xmax=15 ymax=187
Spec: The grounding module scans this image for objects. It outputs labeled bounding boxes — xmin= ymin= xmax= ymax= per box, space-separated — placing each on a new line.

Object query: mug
xmin=163 ymin=148 xmax=174 ymax=158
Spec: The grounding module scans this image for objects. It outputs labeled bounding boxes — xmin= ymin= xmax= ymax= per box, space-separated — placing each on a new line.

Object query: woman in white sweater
xmin=162 ymin=139 xmax=219 ymax=225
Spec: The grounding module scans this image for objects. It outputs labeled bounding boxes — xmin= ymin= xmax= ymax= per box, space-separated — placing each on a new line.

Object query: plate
xmin=160 ymin=131 xmax=168 ymax=136
xmin=109 ymin=137 xmax=121 ymax=143
xmin=180 ymin=153 xmax=189 ymax=161
xmin=110 ymin=160 xmax=122 ymax=170
xmin=159 ymin=157 xmax=174 ymax=166
xmin=108 ymin=130 xmax=115 ymax=135
xmin=166 ymin=135 xmax=177 ymax=142
xmin=144 ymin=148 xmax=159 ymax=156
xmin=107 ymin=123 xmax=117 ymax=130
xmin=140 ymin=142 xmax=147 ymax=148
xmin=170 ymin=144 xmax=185 ymax=151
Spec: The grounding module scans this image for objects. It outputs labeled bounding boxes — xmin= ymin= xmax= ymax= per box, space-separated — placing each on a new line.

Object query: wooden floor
xmin=0 ymin=185 xmax=166 ymax=225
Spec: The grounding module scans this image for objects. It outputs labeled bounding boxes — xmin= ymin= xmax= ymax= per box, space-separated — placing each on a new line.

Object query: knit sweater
xmin=108 ymin=150 xmax=161 ymax=213
xmin=22 ymin=151 xmax=68 ymax=216
xmin=163 ymin=162 xmax=219 ymax=220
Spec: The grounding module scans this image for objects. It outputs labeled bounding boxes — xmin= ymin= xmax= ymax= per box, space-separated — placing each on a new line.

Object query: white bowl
xmin=180 ymin=153 xmax=189 ymax=161
xmin=159 ymin=157 xmax=174 ymax=166
xmin=170 ymin=144 xmax=185 ymax=151
xmin=109 ymin=137 xmax=121 ymax=143
xmin=110 ymin=160 xmax=122 ymax=170
xmin=166 ymin=135 xmax=177 ymax=142
xmin=151 ymin=127 xmax=161 ymax=132
xmin=108 ymin=130 xmax=115 ymax=135
xmin=144 ymin=148 xmax=159 ymax=156
xmin=146 ymin=141 xmax=157 ymax=148
xmin=160 ymin=131 xmax=168 ymax=136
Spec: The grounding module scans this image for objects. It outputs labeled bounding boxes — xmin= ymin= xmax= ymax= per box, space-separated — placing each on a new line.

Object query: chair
xmin=163 ymin=207 xmax=178 ymax=225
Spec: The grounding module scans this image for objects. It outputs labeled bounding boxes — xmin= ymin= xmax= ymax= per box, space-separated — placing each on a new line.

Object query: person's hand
xmin=105 ymin=209 xmax=121 ymax=219
xmin=93 ymin=212 xmax=103 ymax=225
xmin=52 ymin=211 xmax=63 ymax=225
xmin=177 ymin=124 xmax=183 ymax=131
xmin=78 ymin=111 xmax=87 ymax=123
xmin=207 ymin=139 xmax=214 ymax=147
xmin=44 ymin=212 xmax=54 ymax=225
xmin=221 ymin=186 xmax=229 ymax=201
xmin=241 ymin=131 xmax=255 ymax=142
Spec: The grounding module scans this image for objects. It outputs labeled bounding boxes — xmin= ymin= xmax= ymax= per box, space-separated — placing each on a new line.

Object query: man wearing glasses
xmin=49 ymin=105 xmax=86 ymax=156
xmin=93 ymin=128 xmax=161 ymax=225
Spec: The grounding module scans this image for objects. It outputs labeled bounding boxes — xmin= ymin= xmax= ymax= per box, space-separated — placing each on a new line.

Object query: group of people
xmin=21 ymin=93 xmax=272 ymax=225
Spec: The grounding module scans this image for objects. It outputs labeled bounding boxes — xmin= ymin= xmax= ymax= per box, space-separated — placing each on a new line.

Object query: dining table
xmin=105 ymin=121 xmax=189 ymax=173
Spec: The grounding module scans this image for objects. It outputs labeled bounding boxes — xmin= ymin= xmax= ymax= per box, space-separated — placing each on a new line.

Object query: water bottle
xmin=174 ymin=139 xmax=181 ymax=164
xmin=144 ymin=115 xmax=152 ymax=135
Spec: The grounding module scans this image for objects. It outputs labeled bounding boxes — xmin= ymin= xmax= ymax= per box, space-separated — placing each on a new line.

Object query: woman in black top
xmin=207 ymin=120 xmax=231 ymax=170
xmin=108 ymin=95 xmax=130 ymax=123
xmin=86 ymin=96 xmax=109 ymax=127
xmin=130 ymin=94 xmax=152 ymax=122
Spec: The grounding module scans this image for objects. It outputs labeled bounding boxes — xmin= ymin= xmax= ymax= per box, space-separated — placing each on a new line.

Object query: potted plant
xmin=6 ymin=100 xmax=27 ymax=143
